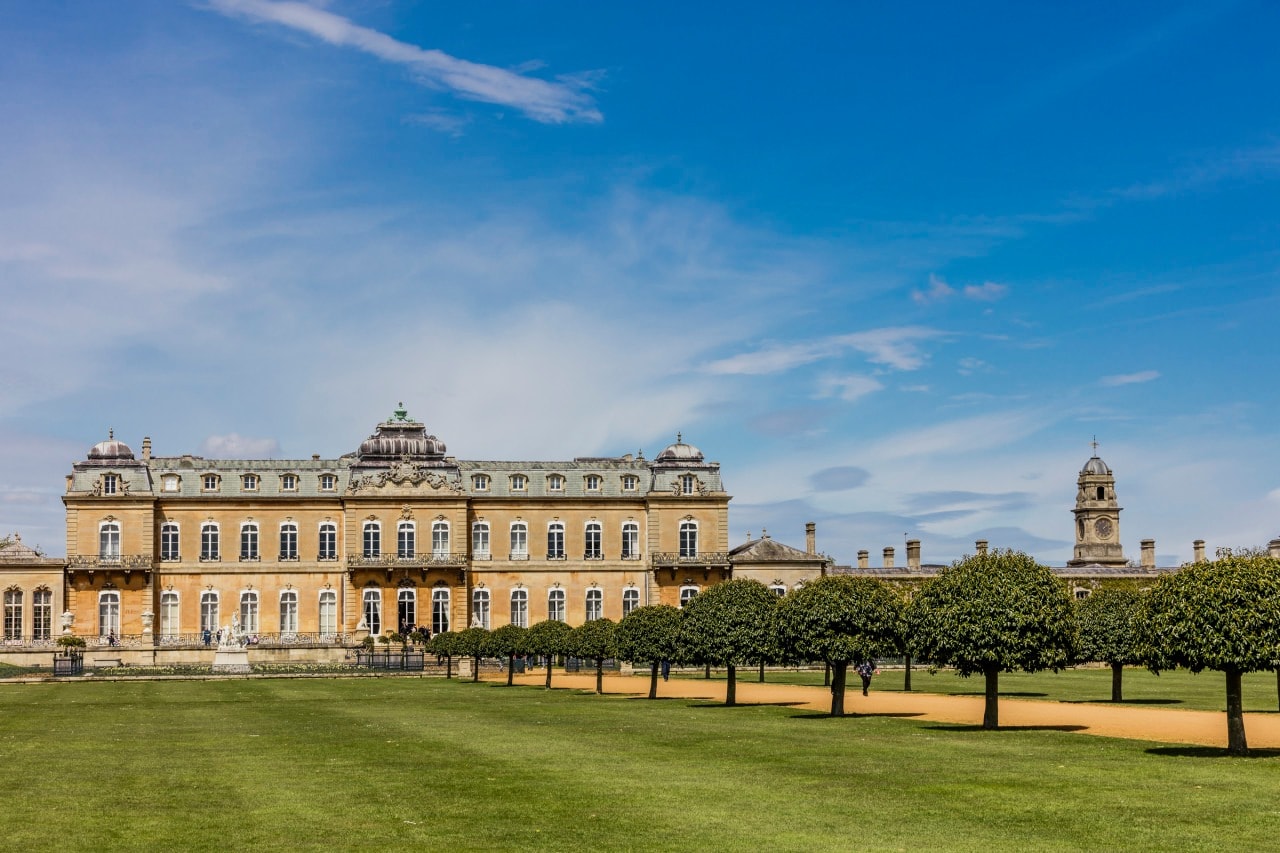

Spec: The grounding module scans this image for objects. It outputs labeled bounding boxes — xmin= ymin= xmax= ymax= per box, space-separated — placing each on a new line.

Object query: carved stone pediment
xmin=347 ymin=461 xmax=464 ymax=495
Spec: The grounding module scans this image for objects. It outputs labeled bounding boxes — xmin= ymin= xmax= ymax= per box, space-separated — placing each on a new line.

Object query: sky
xmin=2 ymin=1 xmax=1278 ymax=565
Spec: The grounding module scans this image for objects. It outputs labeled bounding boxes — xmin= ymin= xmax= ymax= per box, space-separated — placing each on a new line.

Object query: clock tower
xmin=1067 ymin=442 xmax=1128 ymax=567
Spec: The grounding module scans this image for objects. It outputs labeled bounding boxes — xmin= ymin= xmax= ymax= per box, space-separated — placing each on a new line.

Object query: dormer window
xmin=202 ymin=474 xmax=220 ymax=492
xmin=622 ymin=475 xmax=638 ymax=492
xmin=102 ymin=474 xmax=119 ymax=495
xmin=511 ymin=474 xmax=527 ymax=492
xmin=473 ymin=474 xmax=490 ymax=491
xmin=162 ymin=475 xmax=180 ymax=492
xmin=242 ymin=474 xmax=259 ymax=491
xmin=281 ymin=474 xmax=298 ymax=491
xmin=584 ymin=475 xmax=601 ymax=491
xmin=681 ymin=474 xmax=695 ymax=495
xmin=547 ymin=474 xmax=564 ymax=491
xmin=320 ymin=473 xmax=337 ymax=491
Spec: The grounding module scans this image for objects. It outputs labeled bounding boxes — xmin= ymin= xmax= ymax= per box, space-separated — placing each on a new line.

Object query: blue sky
xmin=2 ymin=1 xmax=1278 ymax=565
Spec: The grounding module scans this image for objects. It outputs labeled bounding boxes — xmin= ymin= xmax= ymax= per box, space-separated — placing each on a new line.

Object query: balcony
xmin=345 ymin=553 xmax=468 ymax=569
xmin=651 ymin=552 xmax=729 ymax=568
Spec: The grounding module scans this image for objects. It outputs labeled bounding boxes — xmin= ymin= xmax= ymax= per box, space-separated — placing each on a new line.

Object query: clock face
xmin=1094 ymin=518 xmax=1113 ymax=539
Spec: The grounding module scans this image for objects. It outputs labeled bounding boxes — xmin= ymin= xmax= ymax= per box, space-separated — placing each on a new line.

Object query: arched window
xmin=431 ymin=587 xmax=450 ymax=634
xmin=547 ymin=474 xmax=564 ymax=491
xmin=769 ymin=584 xmax=786 ymax=598
xmin=547 ymin=522 xmax=565 ymax=559
xmin=200 ymin=591 xmax=219 ymax=633
xmin=622 ymin=475 xmax=638 ymax=492
xmin=510 ymin=474 xmax=527 ymax=491
xmin=98 ymin=590 xmax=120 ymax=638
xmin=510 ymin=522 xmax=528 ymax=559
xmin=398 ymin=521 xmax=416 ymax=560
xmin=362 ymin=587 xmax=382 ymax=636
xmin=584 ymin=522 xmax=602 ymax=560
xmin=160 ymin=522 xmax=180 ymax=562
xmin=472 ymin=522 xmax=490 ymax=559
xmin=3 ymin=588 xmax=22 ymax=640
xmin=318 ymin=522 xmax=337 ymax=561
xmin=201 ymin=523 xmax=220 ymax=562
xmin=398 ymin=587 xmax=416 ymax=632
xmin=160 ymin=591 xmax=179 ymax=638
xmin=621 ymin=522 xmax=639 ymax=560
xmin=363 ymin=521 xmax=381 ymax=559
xmin=679 ymin=585 xmax=699 ymax=608
xmin=240 ymin=522 xmax=259 ymax=561
xmin=32 ymin=588 xmax=52 ymax=641
xmin=432 ymin=521 xmax=450 ymax=558
xmin=318 ymin=590 xmax=337 ymax=637
xmin=472 ymin=589 xmax=490 ymax=629
xmin=240 ymin=591 xmax=259 ymax=633
xmin=99 ymin=521 xmax=121 ymax=560
xmin=584 ymin=474 xmax=601 ymax=491
xmin=472 ymin=474 xmax=490 ymax=491
xmin=622 ymin=588 xmax=639 ymax=618
xmin=279 ymin=523 xmax=298 ymax=561
xmin=279 ymin=591 xmax=299 ymax=634
xmin=679 ymin=520 xmax=698 ymax=558
xmin=548 ymin=588 xmax=566 ymax=622
xmin=585 ymin=588 xmax=603 ymax=621
xmin=510 ymin=588 xmax=528 ymax=628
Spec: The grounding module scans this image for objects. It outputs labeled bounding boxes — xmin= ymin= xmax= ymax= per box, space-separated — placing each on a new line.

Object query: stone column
xmin=1140 ymin=539 xmax=1155 ymax=569
xmin=805 ymin=522 xmax=816 ymax=555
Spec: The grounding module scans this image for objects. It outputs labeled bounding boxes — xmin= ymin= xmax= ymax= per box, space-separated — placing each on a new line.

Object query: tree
xmin=427 ymin=631 xmax=458 ymax=678
xmin=775 ymin=575 xmax=902 ymax=716
xmin=614 ymin=605 xmax=683 ymax=699
xmin=1139 ymin=553 xmax=1280 ymax=755
xmin=453 ymin=627 xmax=489 ymax=682
xmin=484 ymin=624 xmax=528 ymax=687
xmin=1076 ymin=587 xmax=1144 ymax=702
xmin=908 ymin=549 xmax=1077 ymax=729
xmin=568 ymin=618 xmax=616 ymax=694
xmin=678 ymin=579 xmax=777 ymax=706
xmin=525 ymin=619 xmax=574 ymax=689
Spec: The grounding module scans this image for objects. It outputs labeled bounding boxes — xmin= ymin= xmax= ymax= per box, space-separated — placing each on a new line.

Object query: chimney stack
xmin=141 ymin=436 xmax=152 ymax=461
xmin=975 ymin=539 xmax=989 ymax=556
xmin=1141 ymin=539 xmax=1155 ymax=569
xmin=1193 ymin=539 xmax=1205 ymax=562
xmin=857 ymin=550 xmax=869 ymax=569
xmin=805 ymin=522 xmax=816 ymax=555
xmin=907 ymin=539 xmax=921 ymax=571
xmin=883 ymin=546 xmax=895 ymax=568
xmin=1270 ymin=538 xmax=1280 ymax=560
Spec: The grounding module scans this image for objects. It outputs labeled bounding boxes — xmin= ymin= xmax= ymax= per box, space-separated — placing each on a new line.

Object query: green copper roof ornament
xmin=393 ymin=402 xmax=409 ymax=422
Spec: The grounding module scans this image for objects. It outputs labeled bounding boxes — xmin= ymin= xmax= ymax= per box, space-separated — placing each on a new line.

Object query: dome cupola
xmin=655 ymin=433 xmax=704 ymax=465
xmin=354 ymin=404 xmax=446 ymax=467
xmin=86 ymin=429 xmax=139 ymax=466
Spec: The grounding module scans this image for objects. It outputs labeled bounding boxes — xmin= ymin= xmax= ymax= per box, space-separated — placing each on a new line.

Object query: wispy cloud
xmin=1100 ymin=370 xmax=1160 ymax=387
xmin=200 ymin=434 xmax=281 ymax=459
xmin=912 ymin=273 xmax=1008 ymax=305
xmin=704 ymin=326 xmax=943 ymax=375
xmin=809 ymin=466 xmax=870 ymax=492
xmin=405 ymin=111 xmax=472 ymax=138
xmin=813 ymin=373 xmax=883 ymax=402
xmin=207 ymin=0 xmax=603 ymax=124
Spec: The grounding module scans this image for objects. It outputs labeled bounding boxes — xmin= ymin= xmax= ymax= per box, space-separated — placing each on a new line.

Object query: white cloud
xmin=207 ymin=0 xmax=603 ymax=124
xmin=912 ymin=273 xmax=954 ymax=305
xmin=405 ymin=111 xmax=472 ymax=138
xmin=913 ymin=273 xmax=1008 ymax=305
xmin=200 ymin=434 xmax=282 ymax=459
xmin=814 ymin=374 xmax=884 ymax=403
xmin=1100 ymin=370 xmax=1161 ymax=386
xmin=704 ymin=326 xmax=943 ymax=375
xmin=962 ymin=281 xmax=1007 ymax=301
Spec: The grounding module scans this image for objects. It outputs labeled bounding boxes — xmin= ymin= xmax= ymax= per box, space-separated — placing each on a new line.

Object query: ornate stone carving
xmin=346 ymin=459 xmax=464 ymax=495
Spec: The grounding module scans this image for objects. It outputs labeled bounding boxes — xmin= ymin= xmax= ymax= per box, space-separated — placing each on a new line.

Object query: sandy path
xmin=502 ymin=671 xmax=1280 ymax=749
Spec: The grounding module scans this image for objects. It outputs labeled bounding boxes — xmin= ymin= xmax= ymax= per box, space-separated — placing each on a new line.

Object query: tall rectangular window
xmin=472 ymin=522 xmax=490 ymax=559
xmin=547 ymin=523 xmax=565 ymax=559
xmin=99 ymin=591 xmax=120 ymax=638
xmin=432 ymin=522 xmax=449 ymax=558
xmin=318 ymin=523 xmax=337 ymax=561
xmin=510 ymin=523 xmax=528 ymax=559
xmin=100 ymin=522 xmax=121 ymax=560
xmin=161 ymin=523 xmax=180 ymax=561
xmin=584 ymin=523 xmax=602 ymax=559
xmin=510 ymin=589 xmax=528 ymax=628
xmin=363 ymin=523 xmax=380 ymax=559
xmin=472 ymin=589 xmax=490 ymax=630
xmin=200 ymin=592 xmax=219 ymax=633
xmin=621 ymin=522 xmax=639 ymax=559
xmin=280 ymin=523 xmax=298 ymax=560
xmin=102 ymin=474 xmax=118 ymax=495
xmin=431 ymin=588 xmax=450 ymax=634
xmin=398 ymin=522 xmax=415 ymax=559
xmin=32 ymin=588 xmax=52 ymax=640
xmin=160 ymin=591 xmax=179 ymax=638
xmin=585 ymin=588 xmax=603 ymax=621
xmin=201 ymin=524 xmax=219 ymax=561
xmin=319 ymin=591 xmax=337 ymax=636
xmin=363 ymin=589 xmax=381 ymax=636
xmin=622 ymin=588 xmax=639 ymax=618
xmin=548 ymin=589 xmax=566 ymax=622
xmin=240 ymin=523 xmax=259 ymax=561
xmin=240 ymin=591 xmax=259 ymax=633
xmin=3 ymin=589 xmax=22 ymax=640
xmin=398 ymin=588 xmax=416 ymax=633
xmin=679 ymin=521 xmax=698 ymax=558
xmin=279 ymin=591 xmax=298 ymax=634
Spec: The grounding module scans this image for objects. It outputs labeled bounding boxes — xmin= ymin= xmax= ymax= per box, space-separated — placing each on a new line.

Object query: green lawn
xmin=3 ymin=677 xmax=1279 ymax=851
xmin=683 ymin=665 xmax=1280 ymax=713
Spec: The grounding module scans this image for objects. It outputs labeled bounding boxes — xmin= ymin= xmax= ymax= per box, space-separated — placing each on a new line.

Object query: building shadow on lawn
xmin=789 ymin=711 xmax=926 ymax=720
xmin=1060 ymin=698 xmax=1183 ymax=705
xmin=1146 ymin=746 xmax=1280 ymax=759
xmin=947 ymin=691 xmax=1049 ymax=698
xmin=685 ymin=700 xmax=810 ymax=709
xmin=924 ymin=724 xmax=1087 ymax=733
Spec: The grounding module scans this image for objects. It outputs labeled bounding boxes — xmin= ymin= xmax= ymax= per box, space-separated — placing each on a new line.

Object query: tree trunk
xmin=1111 ymin=662 xmax=1123 ymax=702
xmin=1226 ymin=668 xmax=1248 ymax=756
xmin=446 ymin=654 xmax=453 ymax=679
xmin=726 ymin=662 xmax=737 ymax=706
xmin=982 ymin=666 xmax=999 ymax=730
xmin=823 ymin=661 xmax=831 ymax=687
xmin=1275 ymin=668 xmax=1279 ymax=713
xmin=506 ymin=654 xmax=515 ymax=686
xmin=904 ymin=655 xmax=912 ymax=692
xmin=473 ymin=654 xmax=481 ymax=682
xmin=595 ymin=658 xmax=604 ymax=694
xmin=649 ymin=661 xmax=659 ymax=699
xmin=759 ymin=660 xmax=766 ymax=682
xmin=705 ymin=663 xmax=711 ymax=679
xmin=544 ymin=655 xmax=553 ymax=689
xmin=830 ymin=661 xmax=848 ymax=717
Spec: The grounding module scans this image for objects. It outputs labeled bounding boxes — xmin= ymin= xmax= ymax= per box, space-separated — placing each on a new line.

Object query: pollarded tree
xmin=614 ymin=605 xmax=683 ymax=699
xmin=1139 ymin=553 xmax=1280 ymax=755
xmin=453 ymin=627 xmax=489 ymax=683
xmin=427 ymin=630 xmax=458 ymax=678
xmin=484 ymin=623 xmax=528 ymax=687
xmin=1076 ymin=586 xmax=1144 ymax=702
xmin=678 ymin=578 xmax=777 ymax=707
xmin=908 ymin=549 xmax=1077 ymax=729
xmin=525 ymin=619 xmax=574 ymax=690
xmin=775 ymin=575 xmax=902 ymax=716
xmin=568 ymin=618 xmax=616 ymax=695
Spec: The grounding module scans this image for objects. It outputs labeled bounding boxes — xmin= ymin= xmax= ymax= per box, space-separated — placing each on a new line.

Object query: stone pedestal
xmin=619 ymin=661 xmax=634 ymax=676
xmin=211 ymin=640 xmax=251 ymax=674
xmin=458 ymin=657 xmax=473 ymax=679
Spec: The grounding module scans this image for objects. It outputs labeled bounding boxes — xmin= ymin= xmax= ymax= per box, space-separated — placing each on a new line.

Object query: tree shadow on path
xmin=789 ymin=711 xmax=925 ymax=720
xmin=1146 ymin=746 xmax=1280 ymax=759
xmin=1059 ymin=698 xmax=1182 ymax=705
xmin=924 ymin=724 xmax=1087 ymax=733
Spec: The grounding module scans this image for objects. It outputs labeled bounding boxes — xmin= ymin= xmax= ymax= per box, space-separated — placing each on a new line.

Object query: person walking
xmin=857 ymin=660 xmax=877 ymax=696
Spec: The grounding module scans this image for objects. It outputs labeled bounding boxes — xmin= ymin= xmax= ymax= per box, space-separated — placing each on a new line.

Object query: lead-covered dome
xmin=354 ymin=404 xmax=446 ymax=466
xmin=655 ymin=433 xmax=704 ymax=464
xmin=1081 ymin=456 xmax=1111 ymax=476
xmin=86 ymin=430 xmax=137 ymax=465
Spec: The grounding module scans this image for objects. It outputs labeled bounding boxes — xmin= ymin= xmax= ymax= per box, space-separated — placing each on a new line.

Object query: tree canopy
xmin=568 ymin=618 xmax=616 ymax=694
xmin=1076 ymin=586 xmax=1144 ymax=702
xmin=453 ymin=627 xmax=489 ymax=682
xmin=614 ymin=605 xmax=683 ymax=699
xmin=678 ymin=579 xmax=777 ymax=706
xmin=426 ymin=630 xmax=458 ymax=678
xmin=484 ymin=623 xmax=528 ymax=686
xmin=1139 ymin=553 xmax=1280 ymax=754
xmin=776 ymin=575 xmax=902 ymax=716
xmin=908 ymin=548 xmax=1076 ymax=729
xmin=525 ymin=619 xmax=574 ymax=689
